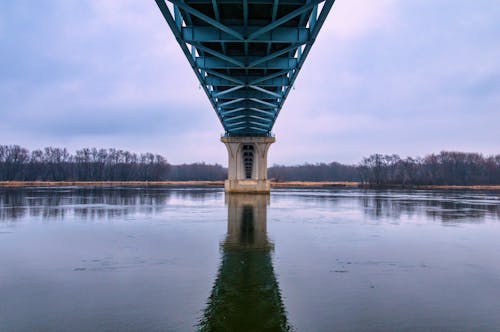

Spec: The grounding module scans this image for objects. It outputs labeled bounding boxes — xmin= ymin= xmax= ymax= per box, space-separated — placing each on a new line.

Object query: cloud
xmin=0 ymin=1 xmax=499 ymax=165
xmin=326 ymin=0 xmax=398 ymax=41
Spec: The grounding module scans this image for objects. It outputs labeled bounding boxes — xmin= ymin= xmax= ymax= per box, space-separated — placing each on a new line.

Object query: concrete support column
xmin=221 ymin=135 xmax=275 ymax=193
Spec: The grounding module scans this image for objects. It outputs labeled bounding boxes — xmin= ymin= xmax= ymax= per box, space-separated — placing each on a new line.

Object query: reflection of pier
xmin=198 ymin=194 xmax=290 ymax=331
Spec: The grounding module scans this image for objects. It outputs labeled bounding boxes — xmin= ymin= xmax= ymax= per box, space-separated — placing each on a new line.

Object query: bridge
xmin=155 ymin=0 xmax=335 ymax=192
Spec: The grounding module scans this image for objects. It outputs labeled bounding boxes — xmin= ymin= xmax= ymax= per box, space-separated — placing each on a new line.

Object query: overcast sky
xmin=1 ymin=1 xmax=499 ymax=165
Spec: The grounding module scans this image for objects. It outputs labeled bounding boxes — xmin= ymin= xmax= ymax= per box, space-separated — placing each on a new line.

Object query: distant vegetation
xmin=268 ymin=162 xmax=359 ymax=182
xmin=167 ymin=163 xmax=226 ymax=181
xmin=358 ymin=152 xmax=500 ymax=186
xmin=0 ymin=146 xmax=170 ymax=181
xmin=271 ymin=152 xmax=500 ymax=185
xmin=0 ymin=145 xmax=498 ymax=185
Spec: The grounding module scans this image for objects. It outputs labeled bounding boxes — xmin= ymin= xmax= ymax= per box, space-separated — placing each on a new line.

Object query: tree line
xmin=270 ymin=152 xmax=499 ymax=185
xmin=0 ymin=145 xmax=498 ymax=185
xmin=0 ymin=146 xmax=170 ymax=181
xmin=358 ymin=152 xmax=500 ymax=186
xmin=268 ymin=162 xmax=358 ymax=182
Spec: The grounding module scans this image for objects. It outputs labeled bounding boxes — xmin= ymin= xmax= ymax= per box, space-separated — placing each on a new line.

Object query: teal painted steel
xmin=156 ymin=0 xmax=335 ymax=136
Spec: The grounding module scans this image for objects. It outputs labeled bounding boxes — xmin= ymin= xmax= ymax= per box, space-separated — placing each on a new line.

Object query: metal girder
xmin=213 ymin=89 xmax=281 ymax=100
xmin=170 ymin=0 xmax=244 ymax=40
xmin=272 ymin=0 xmax=337 ymax=121
xmin=226 ymin=121 xmax=249 ymax=128
xmin=196 ymin=56 xmax=298 ymax=70
xmin=212 ymin=85 xmax=244 ymax=98
xmin=219 ymin=107 xmax=245 ymax=115
xmin=248 ymin=85 xmax=282 ymax=98
xmin=182 ymin=26 xmax=310 ymax=43
xmin=156 ymin=0 xmax=336 ymax=136
xmin=248 ymin=126 xmax=269 ymax=132
xmin=248 ymin=107 xmax=275 ymax=116
xmin=205 ymin=75 xmax=290 ymax=87
xmin=221 ymin=108 xmax=275 ymax=117
xmin=219 ymin=100 xmax=277 ymax=109
xmin=228 ymin=126 xmax=247 ymax=131
xmin=186 ymin=0 xmax=307 ymax=4
xmin=246 ymin=0 xmax=324 ymax=40
xmin=222 ymin=113 xmax=274 ymax=122
xmin=204 ymin=69 xmax=244 ymax=85
xmin=249 ymin=115 xmax=273 ymax=122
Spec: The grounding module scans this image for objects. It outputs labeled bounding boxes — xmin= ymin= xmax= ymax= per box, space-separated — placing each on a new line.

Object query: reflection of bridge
xmin=156 ymin=0 xmax=335 ymax=192
xmin=198 ymin=194 xmax=291 ymax=331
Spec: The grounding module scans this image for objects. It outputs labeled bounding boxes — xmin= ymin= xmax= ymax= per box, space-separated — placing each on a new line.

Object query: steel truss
xmin=156 ymin=0 xmax=335 ymax=136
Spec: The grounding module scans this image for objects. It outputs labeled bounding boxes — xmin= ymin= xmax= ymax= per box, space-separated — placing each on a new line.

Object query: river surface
xmin=0 ymin=187 xmax=499 ymax=331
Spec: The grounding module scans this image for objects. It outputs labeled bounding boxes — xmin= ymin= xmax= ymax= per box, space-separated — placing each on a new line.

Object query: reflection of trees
xmin=169 ymin=188 xmax=221 ymax=201
xmin=0 ymin=187 xmax=224 ymax=221
xmin=0 ymin=187 xmax=193 ymax=221
xmin=199 ymin=194 xmax=291 ymax=332
xmin=359 ymin=190 xmax=500 ymax=222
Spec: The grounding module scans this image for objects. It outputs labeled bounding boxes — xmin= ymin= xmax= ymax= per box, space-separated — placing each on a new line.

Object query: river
xmin=0 ymin=187 xmax=499 ymax=331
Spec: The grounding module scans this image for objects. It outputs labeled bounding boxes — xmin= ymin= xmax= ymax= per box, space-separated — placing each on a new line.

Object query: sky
xmin=0 ymin=0 xmax=499 ymax=165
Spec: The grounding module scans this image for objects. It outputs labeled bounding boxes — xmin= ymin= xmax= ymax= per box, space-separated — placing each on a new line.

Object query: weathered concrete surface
xmin=221 ymin=136 xmax=275 ymax=193
xmin=224 ymin=179 xmax=271 ymax=193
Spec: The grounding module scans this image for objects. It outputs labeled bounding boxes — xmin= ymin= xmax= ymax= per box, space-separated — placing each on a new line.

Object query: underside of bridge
xmin=156 ymin=0 xmax=335 ymax=192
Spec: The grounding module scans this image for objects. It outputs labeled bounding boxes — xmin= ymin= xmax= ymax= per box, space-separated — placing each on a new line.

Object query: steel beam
xmin=156 ymin=0 xmax=336 ymax=136
xmin=214 ymin=90 xmax=281 ymax=99
xmin=247 ymin=0 xmax=325 ymax=40
xmin=205 ymin=75 xmax=290 ymax=87
xmin=169 ymin=0 xmax=244 ymax=40
xmin=196 ymin=56 xmax=298 ymax=70
xmin=182 ymin=26 xmax=310 ymax=43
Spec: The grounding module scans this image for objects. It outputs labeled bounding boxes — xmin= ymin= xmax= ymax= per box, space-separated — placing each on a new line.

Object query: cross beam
xmin=156 ymin=0 xmax=336 ymax=136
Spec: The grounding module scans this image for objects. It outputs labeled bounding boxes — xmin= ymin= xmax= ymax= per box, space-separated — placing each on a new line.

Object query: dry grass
xmin=0 ymin=181 xmax=224 ymax=187
xmin=271 ymin=181 xmax=360 ymax=187
xmin=0 ymin=181 xmax=498 ymax=190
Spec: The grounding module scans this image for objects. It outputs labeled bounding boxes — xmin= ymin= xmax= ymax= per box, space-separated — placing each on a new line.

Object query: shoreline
xmin=0 ymin=181 xmax=498 ymax=190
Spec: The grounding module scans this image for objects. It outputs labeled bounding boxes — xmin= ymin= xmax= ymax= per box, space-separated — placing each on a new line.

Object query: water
xmin=0 ymin=187 xmax=499 ymax=331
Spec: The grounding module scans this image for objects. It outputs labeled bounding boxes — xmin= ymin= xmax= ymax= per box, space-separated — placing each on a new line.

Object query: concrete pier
xmin=221 ymin=136 xmax=275 ymax=193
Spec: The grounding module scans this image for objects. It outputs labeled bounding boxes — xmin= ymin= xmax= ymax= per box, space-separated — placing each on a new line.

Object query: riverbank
xmin=0 ymin=181 xmax=499 ymax=190
xmin=0 ymin=181 xmax=224 ymax=187
xmin=273 ymin=182 xmax=500 ymax=190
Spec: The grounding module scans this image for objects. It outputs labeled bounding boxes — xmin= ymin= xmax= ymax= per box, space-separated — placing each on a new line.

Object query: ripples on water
xmin=1 ymin=187 xmax=498 ymax=222
xmin=0 ymin=186 xmax=499 ymax=331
